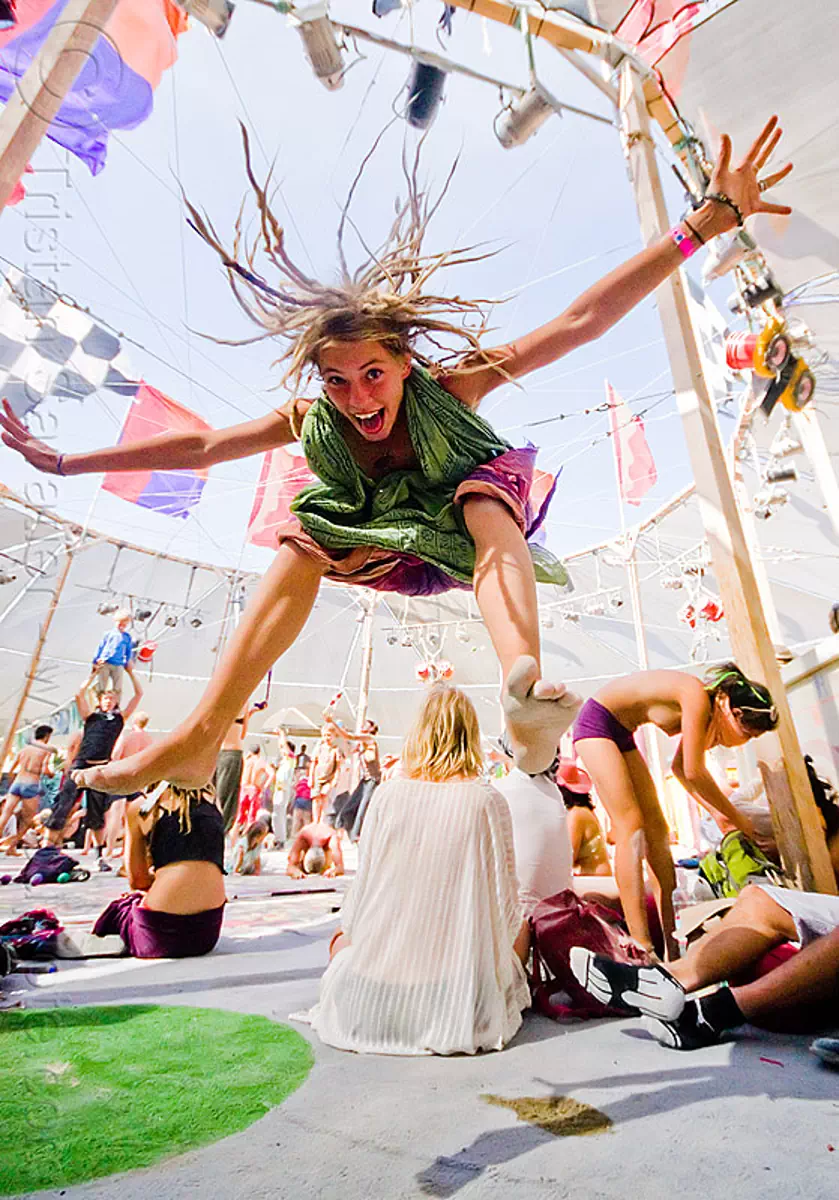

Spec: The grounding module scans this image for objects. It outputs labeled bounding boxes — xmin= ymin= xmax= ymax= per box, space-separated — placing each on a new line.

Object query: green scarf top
xmin=291 ymin=366 xmax=563 ymax=586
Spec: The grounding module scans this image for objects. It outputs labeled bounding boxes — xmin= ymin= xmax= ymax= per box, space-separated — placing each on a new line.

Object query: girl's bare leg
xmin=104 ymin=798 xmax=126 ymax=856
xmin=731 ymin=923 xmax=839 ymax=1032
xmin=668 ymin=884 xmax=797 ymax=993
xmin=625 ymin=750 xmax=678 ymax=960
xmin=74 ymin=544 xmax=325 ymax=794
xmin=463 ymin=496 xmax=581 ymax=772
xmin=576 ymin=738 xmax=655 ymax=953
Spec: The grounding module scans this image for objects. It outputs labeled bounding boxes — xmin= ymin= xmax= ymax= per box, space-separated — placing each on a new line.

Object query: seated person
xmin=58 ymin=786 xmax=226 ymax=959
xmin=493 ymin=740 xmax=572 ymax=916
xmin=311 ymin=685 xmax=529 ymax=1056
xmin=233 ymin=818 xmax=270 ymax=876
xmin=557 ymin=759 xmax=611 ymax=877
xmin=570 ymin=772 xmax=839 ymax=1046
xmin=571 ymin=881 xmax=839 ymax=1049
xmin=286 ymin=820 xmax=343 ymax=879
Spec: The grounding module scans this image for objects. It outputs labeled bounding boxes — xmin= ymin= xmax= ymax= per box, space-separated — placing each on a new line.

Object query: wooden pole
xmin=0 ymin=545 xmax=75 ymax=767
xmin=355 ymin=594 xmax=377 ymax=735
xmin=0 ymin=0 xmax=119 ymax=214
xmin=793 ymin=407 xmax=839 ymax=540
xmin=619 ymin=61 xmax=835 ymax=893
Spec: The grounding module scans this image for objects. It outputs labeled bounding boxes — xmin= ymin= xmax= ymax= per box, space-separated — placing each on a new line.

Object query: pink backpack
xmin=529 ymin=888 xmax=651 ymax=1020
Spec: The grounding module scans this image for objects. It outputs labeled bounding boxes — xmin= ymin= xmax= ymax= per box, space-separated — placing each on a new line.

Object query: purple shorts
xmin=92 ymin=893 xmax=224 ymax=959
xmin=572 ymin=698 xmax=638 ymax=754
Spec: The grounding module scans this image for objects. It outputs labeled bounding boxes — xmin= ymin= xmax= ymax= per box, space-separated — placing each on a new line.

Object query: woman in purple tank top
xmin=572 ymin=663 xmax=778 ymax=958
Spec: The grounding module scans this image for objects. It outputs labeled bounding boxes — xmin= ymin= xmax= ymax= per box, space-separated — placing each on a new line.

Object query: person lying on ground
xmin=286 ymin=820 xmax=344 ymax=879
xmin=573 ymin=663 xmax=780 ymax=959
xmin=44 ymin=674 xmax=142 ymax=866
xmin=493 ymin=740 xmax=572 ymax=919
xmin=0 ymin=725 xmax=54 ymax=854
xmin=311 ymin=685 xmax=530 ymax=1056
xmin=233 ymin=817 xmax=270 ymax=876
xmin=570 ymin=879 xmax=839 ymax=1050
xmin=2 ymin=120 xmax=791 ymax=800
xmin=57 ymin=786 xmax=226 ymax=960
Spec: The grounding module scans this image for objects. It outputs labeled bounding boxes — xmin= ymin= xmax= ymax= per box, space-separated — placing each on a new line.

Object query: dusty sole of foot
xmin=502 ymin=655 xmax=582 ymax=774
xmin=72 ymin=736 xmax=219 ymax=795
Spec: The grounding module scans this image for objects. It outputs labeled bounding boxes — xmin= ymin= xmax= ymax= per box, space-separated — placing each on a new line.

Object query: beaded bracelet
xmin=669 ymin=225 xmax=699 ymax=259
xmin=55 ymin=454 xmax=65 ymax=476
xmin=705 ymin=191 xmax=744 ymax=227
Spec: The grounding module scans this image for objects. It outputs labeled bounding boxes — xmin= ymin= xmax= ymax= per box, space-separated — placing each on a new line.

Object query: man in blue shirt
xmin=92 ymin=609 xmax=136 ymax=700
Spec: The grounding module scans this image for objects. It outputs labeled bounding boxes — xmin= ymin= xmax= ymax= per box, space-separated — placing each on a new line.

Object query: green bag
xmin=698 ymin=831 xmax=785 ymax=899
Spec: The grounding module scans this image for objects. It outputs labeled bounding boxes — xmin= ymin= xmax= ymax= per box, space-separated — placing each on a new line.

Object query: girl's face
xmin=712 ymin=694 xmax=756 ymax=748
xmin=318 ymin=340 xmax=411 ymax=442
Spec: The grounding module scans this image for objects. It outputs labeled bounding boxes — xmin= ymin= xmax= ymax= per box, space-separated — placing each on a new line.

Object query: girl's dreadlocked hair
xmin=704 ymin=662 xmax=779 ymax=734
xmin=184 ymin=125 xmax=500 ymax=391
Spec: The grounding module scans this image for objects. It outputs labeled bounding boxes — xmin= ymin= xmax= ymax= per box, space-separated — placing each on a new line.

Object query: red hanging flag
xmin=606 ymin=381 xmax=658 ymax=507
xmin=247 ymin=446 xmax=316 ymax=548
xmin=102 ymin=383 xmax=212 ymax=520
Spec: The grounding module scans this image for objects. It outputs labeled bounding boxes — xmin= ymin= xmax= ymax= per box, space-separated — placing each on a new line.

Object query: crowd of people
xmin=4 ymin=637 xmax=838 ymax=1069
xmin=2 ymin=112 xmax=836 ymax=1067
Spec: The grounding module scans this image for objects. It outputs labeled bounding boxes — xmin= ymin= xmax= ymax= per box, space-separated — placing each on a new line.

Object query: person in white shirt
xmin=493 ymin=740 xmax=573 ymax=917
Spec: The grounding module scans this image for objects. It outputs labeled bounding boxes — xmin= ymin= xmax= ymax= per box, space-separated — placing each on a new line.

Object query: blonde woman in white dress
xmin=311 ymin=685 xmax=530 ymax=1056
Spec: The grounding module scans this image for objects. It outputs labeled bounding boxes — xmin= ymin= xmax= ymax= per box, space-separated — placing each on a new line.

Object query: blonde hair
xmin=401 ymin=685 xmax=483 ymax=783
xmin=184 ymin=127 xmax=498 ymax=392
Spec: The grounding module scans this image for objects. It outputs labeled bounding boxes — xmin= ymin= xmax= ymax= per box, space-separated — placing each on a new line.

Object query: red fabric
xmin=247 ymin=446 xmax=316 ymax=549
xmin=751 ymin=942 xmax=799 ymax=980
xmin=606 ymin=381 xmax=657 ymax=506
xmin=529 ymin=889 xmax=651 ymax=1021
xmin=236 ymin=785 xmax=261 ymax=827
xmin=103 ymin=382 xmax=213 ymax=504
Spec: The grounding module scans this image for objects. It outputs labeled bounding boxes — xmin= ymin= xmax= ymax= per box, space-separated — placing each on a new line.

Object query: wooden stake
xmin=0 ymin=545 xmax=75 ymax=768
xmin=619 ymin=62 xmax=835 ymax=893
xmin=355 ymin=593 xmax=377 ymax=735
xmin=793 ymin=407 xmax=839 ymax=540
xmin=0 ymin=0 xmax=119 ymax=214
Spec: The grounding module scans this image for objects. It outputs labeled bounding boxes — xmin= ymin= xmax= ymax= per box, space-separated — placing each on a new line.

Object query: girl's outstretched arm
xmin=0 ymin=396 xmax=311 ymax=477
xmin=447 ymin=118 xmax=792 ymax=408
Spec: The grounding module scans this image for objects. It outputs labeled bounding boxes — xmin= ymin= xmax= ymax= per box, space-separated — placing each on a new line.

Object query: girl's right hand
xmin=0 ymin=399 xmax=64 ymax=474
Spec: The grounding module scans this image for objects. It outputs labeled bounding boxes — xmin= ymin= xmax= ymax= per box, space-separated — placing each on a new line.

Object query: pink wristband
xmin=670 ymin=225 xmax=698 ymax=259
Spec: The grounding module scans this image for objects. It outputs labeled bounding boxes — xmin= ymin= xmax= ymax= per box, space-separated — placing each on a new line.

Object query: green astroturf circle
xmin=0 ymin=1004 xmax=314 ymax=1195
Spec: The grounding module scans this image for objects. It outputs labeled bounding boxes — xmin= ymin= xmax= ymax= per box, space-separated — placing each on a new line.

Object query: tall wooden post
xmin=0 ymin=545 xmax=75 ymax=766
xmin=355 ymin=594 xmax=377 ymax=735
xmin=0 ymin=0 xmax=119 ymax=214
xmin=793 ymin=407 xmax=839 ymax=540
xmin=619 ymin=62 xmax=835 ymax=892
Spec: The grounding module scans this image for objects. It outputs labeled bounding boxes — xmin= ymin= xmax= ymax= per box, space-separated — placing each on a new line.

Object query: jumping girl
xmin=0 ymin=119 xmax=791 ymax=796
xmin=573 ymin=664 xmax=779 ymax=959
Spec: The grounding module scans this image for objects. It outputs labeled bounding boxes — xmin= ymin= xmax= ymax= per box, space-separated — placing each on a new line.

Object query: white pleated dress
xmin=310 ymin=778 xmax=530 ymax=1056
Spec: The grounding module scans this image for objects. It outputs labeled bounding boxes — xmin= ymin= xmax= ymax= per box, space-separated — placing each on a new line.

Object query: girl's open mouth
xmin=354 ymin=408 xmax=386 ymax=436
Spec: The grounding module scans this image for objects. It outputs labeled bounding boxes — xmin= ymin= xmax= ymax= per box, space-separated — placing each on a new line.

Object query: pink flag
xmin=606 ymin=381 xmax=657 ymax=507
xmin=247 ymin=447 xmax=316 ymax=549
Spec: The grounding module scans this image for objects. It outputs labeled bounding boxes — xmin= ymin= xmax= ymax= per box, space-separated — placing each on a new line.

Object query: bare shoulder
xmin=437 ymin=345 xmax=515 ymax=411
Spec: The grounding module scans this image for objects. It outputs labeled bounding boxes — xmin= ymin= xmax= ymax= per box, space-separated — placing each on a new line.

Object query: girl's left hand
xmin=708 ymin=116 xmax=793 ymax=223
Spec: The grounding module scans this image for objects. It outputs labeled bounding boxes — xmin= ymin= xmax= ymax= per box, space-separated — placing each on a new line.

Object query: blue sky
xmin=1 ymin=0 xmax=720 ymax=572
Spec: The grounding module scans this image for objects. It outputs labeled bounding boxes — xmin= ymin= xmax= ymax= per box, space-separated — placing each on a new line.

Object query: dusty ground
xmin=2 ymin=846 xmax=838 ymax=1200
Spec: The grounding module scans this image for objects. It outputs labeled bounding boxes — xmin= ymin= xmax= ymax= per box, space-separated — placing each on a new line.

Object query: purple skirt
xmin=92 ymin=893 xmax=224 ymax=959
xmin=572 ymin=698 xmax=638 ymax=754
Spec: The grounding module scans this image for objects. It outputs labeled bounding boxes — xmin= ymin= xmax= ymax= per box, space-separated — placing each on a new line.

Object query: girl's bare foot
xmin=502 ymin=655 xmax=582 ymax=774
xmin=72 ymin=724 xmax=221 ymax=795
